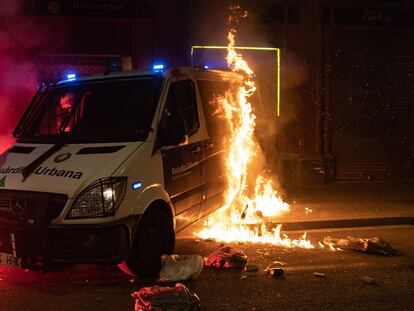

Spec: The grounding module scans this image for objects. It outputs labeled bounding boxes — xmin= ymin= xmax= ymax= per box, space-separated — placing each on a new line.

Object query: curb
xmin=270 ymin=216 xmax=414 ymax=231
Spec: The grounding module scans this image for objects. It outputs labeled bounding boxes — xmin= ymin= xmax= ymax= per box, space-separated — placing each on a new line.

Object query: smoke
xmin=224 ymin=4 xmax=309 ymax=190
xmin=0 ymin=1 xmax=59 ymax=153
xmin=234 ymin=5 xmax=309 ymax=177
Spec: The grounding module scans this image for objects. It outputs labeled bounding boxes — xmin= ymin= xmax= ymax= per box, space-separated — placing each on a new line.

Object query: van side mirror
xmin=163 ymin=114 xmax=186 ymax=146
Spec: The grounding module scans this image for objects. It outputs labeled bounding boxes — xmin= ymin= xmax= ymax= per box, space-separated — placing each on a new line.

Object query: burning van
xmin=0 ymin=66 xmax=239 ymax=276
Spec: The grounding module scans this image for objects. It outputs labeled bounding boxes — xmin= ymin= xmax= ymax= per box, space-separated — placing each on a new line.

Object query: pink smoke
xmin=0 ymin=2 xmax=54 ymax=153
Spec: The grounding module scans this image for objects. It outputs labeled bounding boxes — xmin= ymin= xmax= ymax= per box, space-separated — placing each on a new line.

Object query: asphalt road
xmin=1 ymin=225 xmax=414 ymax=311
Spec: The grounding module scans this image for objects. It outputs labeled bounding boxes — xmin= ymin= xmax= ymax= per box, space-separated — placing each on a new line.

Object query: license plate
xmin=0 ymin=252 xmax=21 ymax=268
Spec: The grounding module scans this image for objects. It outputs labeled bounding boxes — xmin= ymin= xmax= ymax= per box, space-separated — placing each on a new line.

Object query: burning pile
xmin=195 ymin=6 xmax=313 ymax=249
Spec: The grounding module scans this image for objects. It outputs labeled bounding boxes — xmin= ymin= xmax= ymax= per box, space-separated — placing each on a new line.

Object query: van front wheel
xmin=119 ymin=205 xmax=175 ymax=277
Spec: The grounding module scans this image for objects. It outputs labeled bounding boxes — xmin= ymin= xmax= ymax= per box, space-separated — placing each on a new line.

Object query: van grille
xmin=0 ymin=190 xmax=67 ymax=226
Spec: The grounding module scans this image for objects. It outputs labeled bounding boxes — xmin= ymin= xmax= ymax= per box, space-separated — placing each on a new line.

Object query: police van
xmin=0 ymin=66 xmax=239 ymax=276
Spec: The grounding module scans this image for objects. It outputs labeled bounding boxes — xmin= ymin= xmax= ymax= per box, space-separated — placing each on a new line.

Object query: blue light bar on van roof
xmin=132 ymin=181 xmax=142 ymax=190
xmin=153 ymin=64 xmax=165 ymax=72
xmin=66 ymin=73 xmax=77 ymax=80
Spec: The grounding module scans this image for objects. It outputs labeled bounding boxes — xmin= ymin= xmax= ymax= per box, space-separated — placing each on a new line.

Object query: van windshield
xmin=15 ymin=77 xmax=162 ymax=143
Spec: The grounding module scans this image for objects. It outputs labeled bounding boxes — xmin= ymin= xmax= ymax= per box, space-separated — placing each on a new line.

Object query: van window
xmin=163 ymin=80 xmax=199 ymax=136
xmin=14 ymin=77 xmax=162 ymax=143
xmin=197 ymin=80 xmax=232 ymax=137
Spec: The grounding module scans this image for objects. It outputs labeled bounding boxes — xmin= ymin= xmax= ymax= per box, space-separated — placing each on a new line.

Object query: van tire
xmin=119 ymin=204 xmax=175 ymax=277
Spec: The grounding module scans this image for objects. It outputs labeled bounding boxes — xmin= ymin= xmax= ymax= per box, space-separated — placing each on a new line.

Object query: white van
xmin=0 ymin=67 xmax=239 ymax=276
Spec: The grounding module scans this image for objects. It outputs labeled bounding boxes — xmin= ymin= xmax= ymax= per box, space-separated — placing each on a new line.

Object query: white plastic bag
xmin=159 ymin=255 xmax=204 ymax=282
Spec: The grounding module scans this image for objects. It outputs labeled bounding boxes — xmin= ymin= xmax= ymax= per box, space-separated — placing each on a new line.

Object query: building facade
xmin=13 ymin=0 xmax=414 ymax=183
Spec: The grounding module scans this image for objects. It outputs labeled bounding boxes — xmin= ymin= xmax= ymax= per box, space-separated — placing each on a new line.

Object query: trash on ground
xmin=256 ymin=250 xmax=270 ymax=257
xmin=313 ymin=272 xmax=326 ymax=278
xmin=323 ymin=236 xmax=398 ymax=256
xmin=240 ymin=275 xmax=248 ymax=280
xmin=264 ymin=261 xmax=287 ymax=272
xmin=361 ymin=276 xmax=377 ymax=285
xmin=159 ymin=255 xmax=204 ymax=282
xmin=131 ymin=283 xmax=201 ymax=311
xmin=269 ymin=268 xmax=284 ymax=277
xmin=205 ymin=246 xmax=247 ymax=269
xmin=243 ymin=264 xmax=259 ymax=272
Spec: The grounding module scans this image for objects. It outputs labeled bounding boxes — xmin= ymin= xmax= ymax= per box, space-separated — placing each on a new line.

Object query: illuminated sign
xmin=42 ymin=0 xmax=151 ymax=18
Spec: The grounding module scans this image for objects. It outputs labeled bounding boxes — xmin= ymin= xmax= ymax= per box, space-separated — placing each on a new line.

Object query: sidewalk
xmin=273 ymin=181 xmax=414 ymax=230
xmin=178 ymin=181 xmax=414 ymax=238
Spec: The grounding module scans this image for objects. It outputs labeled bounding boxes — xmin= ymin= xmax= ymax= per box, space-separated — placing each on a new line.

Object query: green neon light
xmin=191 ymin=45 xmax=281 ymax=116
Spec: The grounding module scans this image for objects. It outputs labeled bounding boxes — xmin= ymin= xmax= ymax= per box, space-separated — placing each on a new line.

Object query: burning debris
xmin=194 ymin=6 xmax=313 ymax=249
xmin=198 ymin=222 xmax=314 ymax=248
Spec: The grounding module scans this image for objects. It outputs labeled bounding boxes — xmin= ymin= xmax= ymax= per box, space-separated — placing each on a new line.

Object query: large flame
xmin=194 ymin=6 xmax=314 ymax=249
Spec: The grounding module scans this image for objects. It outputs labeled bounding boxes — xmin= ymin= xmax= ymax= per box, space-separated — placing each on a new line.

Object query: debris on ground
xmin=361 ymin=276 xmax=377 ymax=285
xmin=205 ymin=246 xmax=248 ymax=269
xmin=267 ymin=261 xmax=287 ymax=267
xmin=159 ymin=255 xmax=204 ymax=282
xmin=256 ymin=250 xmax=270 ymax=258
xmin=269 ymin=268 xmax=284 ymax=277
xmin=131 ymin=283 xmax=201 ymax=311
xmin=323 ymin=236 xmax=398 ymax=255
xmin=240 ymin=275 xmax=248 ymax=280
xmin=313 ymin=272 xmax=326 ymax=278
xmin=243 ymin=264 xmax=259 ymax=272
xmin=264 ymin=261 xmax=287 ymax=272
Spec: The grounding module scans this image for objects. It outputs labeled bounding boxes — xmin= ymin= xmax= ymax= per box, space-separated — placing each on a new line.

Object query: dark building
xmin=12 ymin=0 xmax=414 ymax=183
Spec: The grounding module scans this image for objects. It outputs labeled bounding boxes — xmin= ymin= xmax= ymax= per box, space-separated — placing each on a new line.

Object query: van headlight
xmin=67 ymin=177 xmax=127 ymax=219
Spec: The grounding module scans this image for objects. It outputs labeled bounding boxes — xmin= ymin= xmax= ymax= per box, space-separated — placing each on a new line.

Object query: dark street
xmin=1 ymin=0 xmax=414 ymax=310
xmin=1 ymin=224 xmax=414 ymax=311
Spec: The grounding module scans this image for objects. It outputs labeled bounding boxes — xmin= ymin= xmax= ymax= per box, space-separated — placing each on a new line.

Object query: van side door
xmin=158 ymin=78 xmax=204 ymax=232
xmin=197 ymin=80 xmax=232 ymax=217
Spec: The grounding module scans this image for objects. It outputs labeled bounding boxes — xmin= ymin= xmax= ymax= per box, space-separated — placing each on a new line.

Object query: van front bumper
xmin=0 ymin=216 xmax=139 ymax=268
xmin=48 ymin=221 xmax=132 ymax=264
